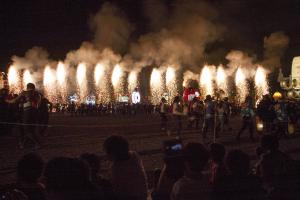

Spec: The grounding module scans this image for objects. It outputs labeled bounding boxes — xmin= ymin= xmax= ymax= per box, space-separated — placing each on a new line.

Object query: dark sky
xmin=1 ymin=0 xmax=300 ymax=72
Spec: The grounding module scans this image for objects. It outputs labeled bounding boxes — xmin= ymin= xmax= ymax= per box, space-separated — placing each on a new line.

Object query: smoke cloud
xmin=129 ymin=0 xmax=224 ymax=72
xmin=262 ymin=31 xmax=290 ymax=70
xmin=89 ymin=2 xmax=134 ymax=54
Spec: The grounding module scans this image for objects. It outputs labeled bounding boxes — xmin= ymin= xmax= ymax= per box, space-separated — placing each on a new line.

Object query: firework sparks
xmin=216 ymin=65 xmax=227 ymax=96
xmin=56 ymin=62 xmax=67 ymax=103
xmin=235 ymin=67 xmax=247 ymax=103
xmin=43 ymin=65 xmax=56 ymax=102
xmin=166 ymin=66 xmax=177 ymax=103
xmin=76 ymin=63 xmax=88 ymax=103
xmin=23 ymin=70 xmax=34 ymax=89
xmin=8 ymin=65 xmax=21 ymax=94
xmin=255 ymin=66 xmax=269 ymax=103
xmin=128 ymin=71 xmax=138 ymax=93
xmin=150 ymin=68 xmax=164 ymax=104
xmin=200 ymin=65 xmax=213 ymax=96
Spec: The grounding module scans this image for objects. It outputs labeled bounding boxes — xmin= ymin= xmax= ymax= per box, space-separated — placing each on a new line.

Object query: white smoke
xmin=89 ymin=2 xmax=134 ymax=54
xmin=262 ymin=31 xmax=290 ymax=70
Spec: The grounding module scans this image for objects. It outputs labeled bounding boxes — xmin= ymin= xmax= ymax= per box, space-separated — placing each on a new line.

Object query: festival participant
xmin=236 ymin=101 xmax=255 ymax=142
xmin=37 ymin=96 xmax=52 ymax=136
xmin=159 ymin=97 xmax=169 ymax=131
xmin=273 ymin=101 xmax=289 ymax=139
xmin=171 ymin=143 xmax=211 ymax=200
xmin=44 ymin=157 xmax=104 ymax=200
xmin=216 ymin=101 xmax=225 ymax=137
xmin=172 ymin=96 xmax=184 ymax=138
xmin=222 ymin=97 xmax=232 ymax=130
xmin=188 ymin=97 xmax=203 ymax=129
xmin=202 ymin=95 xmax=215 ymax=141
xmin=6 ymin=83 xmax=42 ymax=149
xmin=14 ymin=153 xmax=46 ymax=200
xmin=103 ymin=135 xmax=148 ymax=200
xmin=212 ymin=150 xmax=265 ymax=200
xmin=0 ymin=88 xmax=10 ymax=136
xmin=209 ymin=143 xmax=227 ymax=184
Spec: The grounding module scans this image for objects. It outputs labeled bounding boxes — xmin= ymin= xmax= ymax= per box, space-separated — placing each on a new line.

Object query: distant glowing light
xmin=76 ymin=63 xmax=87 ymax=102
xmin=216 ymin=66 xmax=226 ymax=87
xmin=128 ymin=71 xmax=138 ymax=93
xmin=235 ymin=67 xmax=247 ymax=103
xmin=150 ymin=68 xmax=163 ymax=104
xmin=8 ymin=65 xmax=21 ymax=93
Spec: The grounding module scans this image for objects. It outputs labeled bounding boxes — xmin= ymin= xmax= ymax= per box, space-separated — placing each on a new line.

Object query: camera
xmin=163 ymin=139 xmax=183 ymax=157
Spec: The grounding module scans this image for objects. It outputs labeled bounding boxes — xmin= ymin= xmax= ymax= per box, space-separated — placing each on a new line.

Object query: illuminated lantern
xmin=256 ymin=118 xmax=264 ymax=132
xmin=272 ymin=92 xmax=282 ymax=100
xmin=287 ymin=91 xmax=294 ymax=98
xmin=132 ymin=89 xmax=141 ymax=104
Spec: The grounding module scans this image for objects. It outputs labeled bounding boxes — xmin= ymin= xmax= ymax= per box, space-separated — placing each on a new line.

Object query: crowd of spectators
xmin=1 ymin=134 xmax=300 ymax=200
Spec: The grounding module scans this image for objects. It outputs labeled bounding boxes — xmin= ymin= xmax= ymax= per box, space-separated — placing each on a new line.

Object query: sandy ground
xmin=1 ymin=112 xmax=300 ymax=185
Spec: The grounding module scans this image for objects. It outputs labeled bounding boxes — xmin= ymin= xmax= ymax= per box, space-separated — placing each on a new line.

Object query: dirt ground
xmin=1 ymin=112 xmax=300 ymax=185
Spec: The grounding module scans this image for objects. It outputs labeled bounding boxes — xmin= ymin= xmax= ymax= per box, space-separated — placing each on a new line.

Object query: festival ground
xmin=1 ymin=113 xmax=300 ymax=185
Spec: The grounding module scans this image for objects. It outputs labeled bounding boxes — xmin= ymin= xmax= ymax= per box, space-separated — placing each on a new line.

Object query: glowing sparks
xmin=200 ymin=65 xmax=213 ymax=96
xmin=43 ymin=65 xmax=56 ymax=102
xmin=56 ymin=62 xmax=67 ymax=103
xmin=128 ymin=71 xmax=138 ymax=93
xmin=94 ymin=63 xmax=105 ymax=85
xmin=112 ymin=64 xmax=122 ymax=88
xmin=235 ymin=67 xmax=247 ymax=103
xmin=150 ymin=68 xmax=164 ymax=104
xmin=255 ymin=66 xmax=269 ymax=102
xmin=23 ymin=70 xmax=34 ymax=89
xmin=216 ymin=66 xmax=226 ymax=87
xmin=166 ymin=66 xmax=177 ymax=103
xmin=8 ymin=65 xmax=21 ymax=93
xmin=76 ymin=63 xmax=88 ymax=102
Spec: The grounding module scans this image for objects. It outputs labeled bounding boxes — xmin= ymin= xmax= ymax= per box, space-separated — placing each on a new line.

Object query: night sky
xmin=1 ymin=0 xmax=300 ymax=72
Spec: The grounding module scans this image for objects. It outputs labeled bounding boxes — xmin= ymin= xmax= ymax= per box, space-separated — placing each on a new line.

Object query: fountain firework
xmin=235 ymin=67 xmax=247 ymax=103
xmin=94 ymin=63 xmax=110 ymax=103
xmin=128 ymin=70 xmax=138 ymax=93
xmin=43 ymin=65 xmax=57 ymax=102
xmin=216 ymin=65 xmax=227 ymax=96
xmin=56 ymin=62 xmax=67 ymax=103
xmin=7 ymin=65 xmax=21 ymax=94
xmin=76 ymin=63 xmax=88 ymax=103
xmin=166 ymin=66 xmax=177 ymax=103
xmin=112 ymin=64 xmax=125 ymax=99
xmin=255 ymin=66 xmax=269 ymax=102
xmin=150 ymin=68 xmax=164 ymax=104
xmin=200 ymin=65 xmax=213 ymax=96
xmin=23 ymin=69 xmax=34 ymax=89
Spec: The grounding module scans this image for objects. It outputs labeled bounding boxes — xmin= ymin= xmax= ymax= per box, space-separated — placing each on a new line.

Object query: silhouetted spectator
xmin=171 ymin=143 xmax=211 ymax=200
xmin=44 ymin=157 xmax=104 ymax=200
xmin=103 ymin=135 xmax=148 ymax=200
xmin=209 ymin=143 xmax=227 ymax=184
xmin=212 ymin=150 xmax=266 ymax=200
xmin=257 ymin=135 xmax=299 ymax=199
xmin=80 ymin=153 xmax=116 ymax=200
xmin=15 ymin=153 xmax=46 ymax=200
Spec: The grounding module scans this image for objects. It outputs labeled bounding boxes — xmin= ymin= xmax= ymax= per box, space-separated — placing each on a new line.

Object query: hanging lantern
xmin=272 ymin=91 xmax=282 ymax=100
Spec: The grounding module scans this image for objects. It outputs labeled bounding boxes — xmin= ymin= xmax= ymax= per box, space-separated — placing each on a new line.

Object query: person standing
xmin=216 ymin=101 xmax=225 ymax=138
xmin=159 ymin=97 xmax=169 ymax=131
xmin=7 ymin=83 xmax=41 ymax=149
xmin=172 ymin=96 xmax=184 ymax=138
xmin=202 ymin=95 xmax=215 ymax=141
xmin=236 ymin=102 xmax=255 ymax=142
xmin=273 ymin=101 xmax=289 ymax=139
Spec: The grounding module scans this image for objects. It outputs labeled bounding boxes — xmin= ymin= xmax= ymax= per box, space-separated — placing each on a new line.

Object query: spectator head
xmin=44 ymin=157 xmax=90 ymax=192
xmin=226 ymin=150 xmax=250 ymax=176
xmin=183 ymin=143 xmax=209 ymax=173
xmin=173 ymin=96 xmax=181 ymax=103
xmin=161 ymin=97 xmax=166 ymax=103
xmin=261 ymin=135 xmax=279 ymax=152
xmin=26 ymin=83 xmax=35 ymax=90
xmin=210 ymin=143 xmax=226 ymax=163
xmin=80 ymin=153 xmax=101 ymax=177
xmin=103 ymin=135 xmax=130 ymax=161
xmin=17 ymin=153 xmax=44 ymax=184
xmin=205 ymin=95 xmax=212 ymax=101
